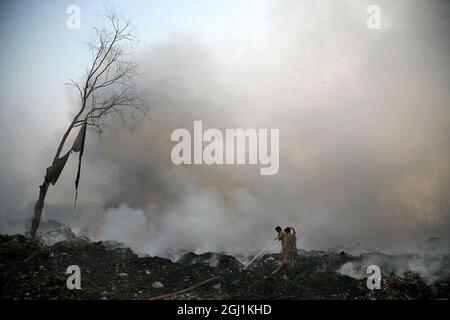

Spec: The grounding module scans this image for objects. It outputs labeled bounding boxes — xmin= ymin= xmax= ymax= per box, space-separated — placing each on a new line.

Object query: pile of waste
xmin=0 ymin=233 xmax=448 ymax=300
xmin=34 ymin=220 xmax=81 ymax=246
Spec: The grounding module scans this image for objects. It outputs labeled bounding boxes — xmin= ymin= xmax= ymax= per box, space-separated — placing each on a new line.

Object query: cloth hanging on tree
xmin=72 ymin=122 xmax=87 ymax=152
xmin=40 ymin=122 xmax=88 ymax=212
xmin=45 ymin=151 xmax=71 ymax=185
xmin=72 ymin=122 xmax=87 ymax=210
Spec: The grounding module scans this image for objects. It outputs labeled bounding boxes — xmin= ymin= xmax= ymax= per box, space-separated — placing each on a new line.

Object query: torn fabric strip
xmin=45 ymin=151 xmax=71 ymax=185
xmin=72 ymin=122 xmax=87 ymax=152
xmin=74 ymin=121 xmax=87 ymax=210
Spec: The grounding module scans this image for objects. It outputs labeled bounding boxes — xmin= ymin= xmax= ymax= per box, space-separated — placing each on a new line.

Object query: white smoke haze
xmin=338 ymin=252 xmax=449 ymax=284
xmin=1 ymin=0 xmax=449 ymax=257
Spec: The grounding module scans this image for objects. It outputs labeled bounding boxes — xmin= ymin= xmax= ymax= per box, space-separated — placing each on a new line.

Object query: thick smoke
xmin=85 ymin=0 xmax=450 ymax=255
xmin=1 ymin=0 xmax=449 ymax=256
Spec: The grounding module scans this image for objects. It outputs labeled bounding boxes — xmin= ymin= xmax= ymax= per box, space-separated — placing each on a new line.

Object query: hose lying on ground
xmin=148 ymin=276 xmax=222 ymax=300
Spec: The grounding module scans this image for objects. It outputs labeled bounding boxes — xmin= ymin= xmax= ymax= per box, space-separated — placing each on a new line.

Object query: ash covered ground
xmin=0 ymin=223 xmax=449 ymax=300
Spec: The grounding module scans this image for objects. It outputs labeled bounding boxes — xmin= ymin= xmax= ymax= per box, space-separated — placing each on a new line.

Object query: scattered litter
xmin=152 ymin=282 xmax=164 ymax=289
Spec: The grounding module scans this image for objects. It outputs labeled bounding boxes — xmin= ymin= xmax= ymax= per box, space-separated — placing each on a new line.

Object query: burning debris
xmin=0 ymin=232 xmax=449 ymax=300
xmin=176 ymin=252 xmax=242 ymax=269
xmin=34 ymin=220 xmax=79 ymax=246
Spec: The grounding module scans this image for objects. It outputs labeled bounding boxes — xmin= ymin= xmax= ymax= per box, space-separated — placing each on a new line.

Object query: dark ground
xmin=0 ymin=233 xmax=449 ymax=300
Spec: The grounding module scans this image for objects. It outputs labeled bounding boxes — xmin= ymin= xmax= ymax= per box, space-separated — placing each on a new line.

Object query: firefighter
xmin=272 ymin=226 xmax=290 ymax=274
xmin=285 ymin=227 xmax=298 ymax=268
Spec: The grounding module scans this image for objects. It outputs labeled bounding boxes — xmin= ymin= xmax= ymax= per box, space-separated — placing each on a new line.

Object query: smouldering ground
xmin=0 ymin=234 xmax=449 ymax=300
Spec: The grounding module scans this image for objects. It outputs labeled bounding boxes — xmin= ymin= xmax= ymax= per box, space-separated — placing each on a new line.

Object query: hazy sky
xmin=0 ymin=0 xmax=449 ymax=255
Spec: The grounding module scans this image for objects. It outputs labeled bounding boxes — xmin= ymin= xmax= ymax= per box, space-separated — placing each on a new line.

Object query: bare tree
xmin=29 ymin=10 xmax=149 ymax=239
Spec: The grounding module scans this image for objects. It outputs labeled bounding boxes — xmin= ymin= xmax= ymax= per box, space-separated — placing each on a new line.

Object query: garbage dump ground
xmin=1 ymin=231 xmax=449 ymax=300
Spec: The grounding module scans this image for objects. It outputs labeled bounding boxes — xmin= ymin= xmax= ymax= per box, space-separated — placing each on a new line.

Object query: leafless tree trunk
xmin=30 ymin=9 xmax=148 ymax=239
